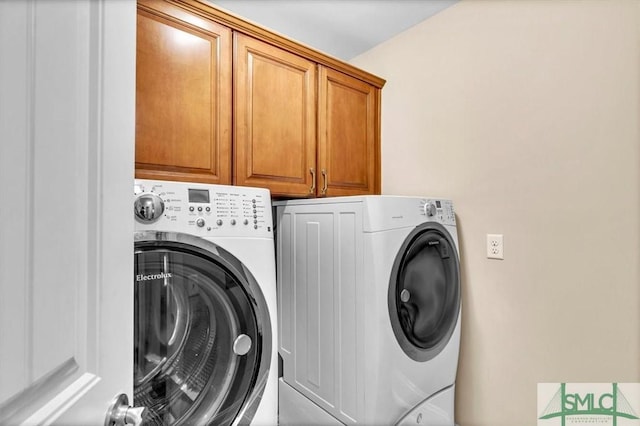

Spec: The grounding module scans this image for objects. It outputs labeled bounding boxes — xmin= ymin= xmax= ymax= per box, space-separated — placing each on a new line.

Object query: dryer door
xmin=133 ymin=231 xmax=271 ymax=426
xmin=388 ymin=222 xmax=460 ymax=362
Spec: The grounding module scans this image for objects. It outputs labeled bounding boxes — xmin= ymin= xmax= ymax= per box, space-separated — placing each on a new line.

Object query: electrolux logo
xmin=538 ymin=383 xmax=640 ymax=426
xmin=136 ymin=272 xmax=172 ymax=282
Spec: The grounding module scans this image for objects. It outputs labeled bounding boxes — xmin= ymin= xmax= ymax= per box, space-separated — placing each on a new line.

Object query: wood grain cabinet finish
xmin=135 ymin=0 xmax=232 ymax=184
xmin=135 ymin=0 xmax=384 ymax=196
xmin=234 ymin=35 xmax=380 ymax=198
xmin=318 ymin=66 xmax=380 ymax=197
xmin=234 ymin=33 xmax=317 ymax=197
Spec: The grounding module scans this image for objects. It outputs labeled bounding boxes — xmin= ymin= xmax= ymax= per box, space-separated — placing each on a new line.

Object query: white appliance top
xmin=274 ymin=195 xmax=456 ymax=232
xmin=134 ymin=179 xmax=273 ymax=239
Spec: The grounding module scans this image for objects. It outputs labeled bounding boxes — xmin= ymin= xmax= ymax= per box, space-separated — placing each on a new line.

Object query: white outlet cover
xmin=487 ymin=234 xmax=504 ymax=260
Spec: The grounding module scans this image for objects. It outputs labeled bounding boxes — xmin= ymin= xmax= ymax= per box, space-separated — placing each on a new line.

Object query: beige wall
xmin=351 ymin=1 xmax=640 ymax=424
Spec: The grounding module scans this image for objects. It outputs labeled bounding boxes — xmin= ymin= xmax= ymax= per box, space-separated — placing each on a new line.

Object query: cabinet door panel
xmin=318 ymin=66 xmax=380 ymax=196
xmin=136 ymin=0 xmax=232 ymax=184
xmin=235 ymin=34 xmax=316 ymax=197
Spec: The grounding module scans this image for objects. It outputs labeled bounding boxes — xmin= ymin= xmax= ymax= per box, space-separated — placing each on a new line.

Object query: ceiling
xmin=209 ymin=0 xmax=457 ymax=61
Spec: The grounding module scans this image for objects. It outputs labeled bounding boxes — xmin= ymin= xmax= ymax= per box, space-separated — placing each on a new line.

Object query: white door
xmin=0 ymin=1 xmax=136 ymax=424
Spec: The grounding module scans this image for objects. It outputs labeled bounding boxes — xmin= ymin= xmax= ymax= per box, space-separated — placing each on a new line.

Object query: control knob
xmin=134 ymin=193 xmax=164 ymax=223
xmin=424 ymin=202 xmax=436 ymax=217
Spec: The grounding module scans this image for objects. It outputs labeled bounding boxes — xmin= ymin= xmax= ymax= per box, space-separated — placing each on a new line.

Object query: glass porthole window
xmin=134 ymin=232 xmax=271 ymax=426
xmin=387 ymin=223 xmax=461 ymax=362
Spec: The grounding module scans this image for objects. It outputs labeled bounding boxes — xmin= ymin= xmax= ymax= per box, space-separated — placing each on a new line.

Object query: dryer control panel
xmin=134 ymin=179 xmax=273 ymax=238
xmin=420 ymin=199 xmax=456 ymax=226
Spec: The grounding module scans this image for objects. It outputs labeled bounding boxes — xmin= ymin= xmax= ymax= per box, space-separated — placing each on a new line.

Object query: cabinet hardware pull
xmin=321 ymin=169 xmax=328 ymax=195
xmin=309 ymin=168 xmax=316 ymax=193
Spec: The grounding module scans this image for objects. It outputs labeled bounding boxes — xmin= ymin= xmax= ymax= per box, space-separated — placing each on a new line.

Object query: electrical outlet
xmin=487 ymin=234 xmax=504 ymax=260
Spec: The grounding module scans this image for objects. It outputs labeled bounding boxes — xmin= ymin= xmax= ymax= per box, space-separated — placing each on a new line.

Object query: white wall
xmin=351 ymin=1 xmax=640 ymax=424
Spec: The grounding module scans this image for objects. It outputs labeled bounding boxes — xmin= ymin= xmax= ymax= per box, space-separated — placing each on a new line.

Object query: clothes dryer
xmin=133 ymin=179 xmax=277 ymax=426
xmin=275 ymin=196 xmax=461 ymax=425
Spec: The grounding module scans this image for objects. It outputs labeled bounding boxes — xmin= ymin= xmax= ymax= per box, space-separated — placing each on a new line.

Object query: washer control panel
xmin=134 ymin=179 xmax=272 ymax=237
xmin=419 ymin=198 xmax=456 ymax=226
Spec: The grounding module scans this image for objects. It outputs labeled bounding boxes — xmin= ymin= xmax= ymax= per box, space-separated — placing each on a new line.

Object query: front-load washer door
xmin=388 ymin=222 xmax=460 ymax=362
xmin=133 ymin=231 xmax=272 ymax=426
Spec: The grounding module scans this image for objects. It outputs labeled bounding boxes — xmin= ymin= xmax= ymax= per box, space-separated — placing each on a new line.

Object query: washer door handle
xmin=233 ymin=334 xmax=253 ymax=355
xmin=104 ymin=393 xmax=148 ymax=426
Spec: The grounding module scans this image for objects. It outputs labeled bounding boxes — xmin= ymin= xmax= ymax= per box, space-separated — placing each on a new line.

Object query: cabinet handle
xmin=309 ymin=168 xmax=316 ymax=193
xmin=321 ymin=169 xmax=328 ymax=195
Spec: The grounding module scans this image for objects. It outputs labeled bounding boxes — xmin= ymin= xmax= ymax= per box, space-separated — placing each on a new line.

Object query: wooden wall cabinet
xmin=234 ymin=36 xmax=381 ymax=198
xmin=136 ymin=0 xmax=232 ymax=184
xmin=318 ymin=66 xmax=380 ymax=197
xmin=234 ymin=34 xmax=317 ymax=197
xmin=135 ymin=0 xmax=384 ymax=197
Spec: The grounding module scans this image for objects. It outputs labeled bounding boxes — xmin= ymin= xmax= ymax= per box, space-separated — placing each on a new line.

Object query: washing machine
xmin=275 ymin=196 xmax=461 ymax=425
xmin=133 ymin=179 xmax=277 ymax=425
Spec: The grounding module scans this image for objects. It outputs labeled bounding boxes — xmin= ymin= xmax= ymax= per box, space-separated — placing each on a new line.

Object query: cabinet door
xmin=235 ymin=34 xmax=317 ymax=197
xmin=318 ymin=66 xmax=380 ymax=196
xmin=136 ymin=0 xmax=232 ymax=184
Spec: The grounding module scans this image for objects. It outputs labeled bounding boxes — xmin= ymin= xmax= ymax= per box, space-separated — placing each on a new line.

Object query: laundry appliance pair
xmin=131 ymin=180 xmax=460 ymax=426
xmin=132 ymin=179 xmax=277 ymax=425
xmin=275 ymin=195 xmax=462 ymax=426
